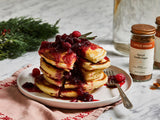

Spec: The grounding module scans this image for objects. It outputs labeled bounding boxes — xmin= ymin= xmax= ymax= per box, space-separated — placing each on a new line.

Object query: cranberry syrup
xmin=22 ymin=82 xmax=42 ymax=93
xmin=107 ymin=73 xmax=126 ymax=88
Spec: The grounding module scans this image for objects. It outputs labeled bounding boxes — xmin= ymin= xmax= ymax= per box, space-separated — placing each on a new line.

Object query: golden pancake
xmin=83 ymin=73 xmax=108 ymax=92
xmin=60 ymin=73 xmax=108 ymax=98
xmin=40 ymin=58 xmax=64 ymax=80
xmin=81 ymin=68 xmax=104 ymax=81
xmin=43 ymin=74 xmax=64 ymax=87
xmin=39 ymin=51 xmax=77 ymax=71
xmin=35 ymin=73 xmax=107 ymax=98
xmin=83 ymin=43 xmax=107 ymax=63
xmin=64 ymin=72 xmax=107 ymax=89
xmin=35 ymin=75 xmax=60 ymax=97
xmin=59 ymin=89 xmax=78 ymax=98
xmin=81 ymin=57 xmax=110 ymax=71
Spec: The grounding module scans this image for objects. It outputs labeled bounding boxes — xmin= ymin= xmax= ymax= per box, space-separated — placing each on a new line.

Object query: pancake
xmin=43 ymin=74 xmax=64 ymax=87
xmin=81 ymin=68 xmax=104 ymax=81
xmin=59 ymin=89 xmax=78 ymax=98
xmin=35 ymin=75 xmax=60 ymax=97
xmin=40 ymin=58 xmax=64 ymax=80
xmin=82 ymin=43 xmax=107 ymax=63
xmin=39 ymin=41 xmax=77 ymax=71
xmin=60 ymin=73 xmax=108 ymax=98
xmin=81 ymin=56 xmax=110 ymax=71
xmin=83 ymin=73 xmax=107 ymax=92
xmin=40 ymin=52 xmax=77 ymax=71
xmin=64 ymin=72 xmax=107 ymax=89
xmin=35 ymin=73 xmax=107 ymax=98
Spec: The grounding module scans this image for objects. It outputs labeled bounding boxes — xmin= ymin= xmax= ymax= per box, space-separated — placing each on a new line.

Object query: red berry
xmin=3 ymin=29 xmax=7 ymax=32
xmin=32 ymin=68 xmax=40 ymax=77
xmin=72 ymin=31 xmax=81 ymax=37
xmin=62 ymin=33 xmax=68 ymax=39
xmin=115 ymin=73 xmax=126 ymax=82
xmin=61 ymin=41 xmax=71 ymax=50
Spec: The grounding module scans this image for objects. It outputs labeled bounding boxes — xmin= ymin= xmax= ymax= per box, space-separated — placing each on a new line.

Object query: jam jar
xmin=129 ymin=24 xmax=155 ymax=82
xmin=154 ymin=16 xmax=160 ymax=68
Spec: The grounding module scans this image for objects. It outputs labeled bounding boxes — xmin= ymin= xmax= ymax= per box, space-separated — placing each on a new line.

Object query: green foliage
xmin=0 ymin=17 xmax=59 ymax=60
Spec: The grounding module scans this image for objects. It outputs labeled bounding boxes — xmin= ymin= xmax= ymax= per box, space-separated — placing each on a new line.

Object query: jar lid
xmin=131 ymin=24 xmax=156 ymax=35
xmin=156 ymin=16 xmax=160 ymax=25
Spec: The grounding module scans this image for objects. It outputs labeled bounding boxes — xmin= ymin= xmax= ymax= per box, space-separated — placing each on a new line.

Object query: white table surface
xmin=0 ymin=0 xmax=160 ymax=120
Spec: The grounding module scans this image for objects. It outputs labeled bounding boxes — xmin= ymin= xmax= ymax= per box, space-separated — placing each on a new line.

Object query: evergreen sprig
xmin=0 ymin=17 xmax=59 ymax=60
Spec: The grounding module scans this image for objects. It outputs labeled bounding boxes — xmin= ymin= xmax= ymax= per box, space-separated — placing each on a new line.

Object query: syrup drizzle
xmin=22 ymin=82 xmax=42 ymax=93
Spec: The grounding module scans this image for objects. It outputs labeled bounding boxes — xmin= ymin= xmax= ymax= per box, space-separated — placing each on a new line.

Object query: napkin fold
xmin=0 ymin=65 xmax=122 ymax=120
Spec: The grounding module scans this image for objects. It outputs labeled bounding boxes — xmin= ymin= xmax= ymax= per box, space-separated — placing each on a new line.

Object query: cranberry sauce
xmin=63 ymin=64 xmax=85 ymax=86
xmin=22 ymin=82 xmax=42 ymax=93
xmin=62 ymin=61 xmax=94 ymax=102
xmin=62 ymin=51 xmax=77 ymax=66
xmin=104 ymin=56 xmax=109 ymax=61
xmin=107 ymin=74 xmax=126 ymax=88
xmin=38 ymin=31 xmax=96 ymax=61
xmin=71 ymin=92 xmax=94 ymax=102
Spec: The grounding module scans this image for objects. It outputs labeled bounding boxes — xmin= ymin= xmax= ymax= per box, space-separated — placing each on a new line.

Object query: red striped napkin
xmin=0 ymin=65 xmax=121 ymax=120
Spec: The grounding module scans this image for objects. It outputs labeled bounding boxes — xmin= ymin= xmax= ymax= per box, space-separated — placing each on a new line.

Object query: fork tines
xmin=105 ymin=70 xmax=114 ymax=76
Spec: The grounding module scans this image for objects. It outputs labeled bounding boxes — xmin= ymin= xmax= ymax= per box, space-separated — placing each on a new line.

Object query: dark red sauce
xmin=90 ymin=43 xmax=101 ymax=50
xmin=50 ymin=51 xmax=61 ymax=63
xmin=104 ymin=56 xmax=109 ymax=61
xmin=62 ymin=51 xmax=77 ymax=66
xmin=22 ymin=82 xmax=42 ymax=93
xmin=93 ymin=99 xmax=99 ymax=101
xmin=55 ymin=69 xmax=64 ymax=80
xmin=70 ymin=92 xmax=94 ymax=102
xmin=106 ymin=75 xmax=125 ymax=88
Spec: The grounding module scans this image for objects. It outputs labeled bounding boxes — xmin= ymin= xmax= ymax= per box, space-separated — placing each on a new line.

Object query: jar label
xmin=130 ymin=40 xmax=154 ymax=49
xmin=154 ymin=36 xmax=160 ymax=62
xmin=129 ymin=41 xmax=154 ymax=75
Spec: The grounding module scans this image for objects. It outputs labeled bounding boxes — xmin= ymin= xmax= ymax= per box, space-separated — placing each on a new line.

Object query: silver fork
xmin=106 ymin=70 xmax=133 ymax=109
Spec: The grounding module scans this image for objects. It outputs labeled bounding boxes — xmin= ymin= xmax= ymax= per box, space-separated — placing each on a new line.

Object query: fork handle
xmin=116 ymin=84 xmax=133 ymax=109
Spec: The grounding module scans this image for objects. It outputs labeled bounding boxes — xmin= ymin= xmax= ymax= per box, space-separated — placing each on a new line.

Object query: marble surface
xmin=0 ymin=0 xmax=160 ymax=120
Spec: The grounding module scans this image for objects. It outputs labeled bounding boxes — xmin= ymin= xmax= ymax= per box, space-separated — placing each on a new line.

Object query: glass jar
xmin=129 ymin=24 xmax=155 ymax=82
xmin=154 ymin=16 xmax=160 ymax=68
xmin=113 ymin=0 xmax=160 ymax=56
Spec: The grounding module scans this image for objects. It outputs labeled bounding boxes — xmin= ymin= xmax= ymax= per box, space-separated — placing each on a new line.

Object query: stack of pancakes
xmin=35 ymin=34 xmax=110 ymax=98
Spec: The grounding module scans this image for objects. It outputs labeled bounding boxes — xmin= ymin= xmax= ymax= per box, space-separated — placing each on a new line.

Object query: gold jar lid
xmin=131 ymin=24 xmax=156 ymax=35
xmin=156 ymin=16 xmax=160 ymax=25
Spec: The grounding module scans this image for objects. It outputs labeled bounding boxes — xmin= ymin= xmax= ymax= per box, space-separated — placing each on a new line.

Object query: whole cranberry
xmin=64 ymin=72 xmax=71 ymax=79
xmin=73 ymin=37 xmax=81 ymax=43
xmin=61 ymin=42 xmax=71 ymax=50
xmin=62 ymin=33 xmax=68 ymax=39
xmin=40 ymin=41 xmax=51 ymax=49
xmin=55 ymin=35 xmax=62 ymax=43
xmin=65 ymin=37 xmax=74 ymax=45
xmin=32 ymin=68 xmax=40 ymax=77
xmin=108 ymin=75 xmax=116 ymax=81
xmin=115 ymin=73 xmax=126 ymax=82
xmin=72 ymin=31 xmax=81 ymax=37
xmin=77 ymin=88 xmax=84 ymax=95
xmin=78 ymin=92 xmax=93 ymax=102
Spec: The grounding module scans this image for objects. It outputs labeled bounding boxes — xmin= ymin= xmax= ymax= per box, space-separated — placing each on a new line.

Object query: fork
xmin=106 ymin=70 xmax=133 ymax=109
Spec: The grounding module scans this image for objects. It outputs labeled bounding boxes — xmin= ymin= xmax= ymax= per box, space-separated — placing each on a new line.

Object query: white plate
xmin=17 ymin=65 xmax=132 ymax=109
